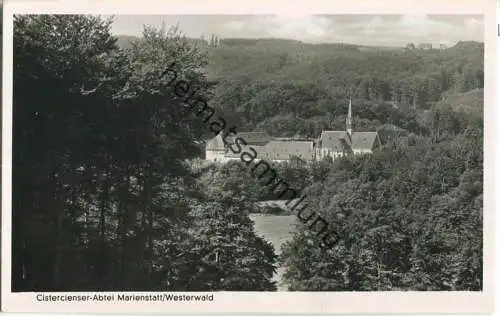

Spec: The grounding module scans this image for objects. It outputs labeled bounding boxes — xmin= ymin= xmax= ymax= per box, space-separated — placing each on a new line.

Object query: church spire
xmin=346 ymin=98 xmax=352 ymax=137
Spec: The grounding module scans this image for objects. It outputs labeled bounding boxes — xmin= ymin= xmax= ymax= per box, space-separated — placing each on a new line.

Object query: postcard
xmin=1 ymin=0 xmax=497 ymax=313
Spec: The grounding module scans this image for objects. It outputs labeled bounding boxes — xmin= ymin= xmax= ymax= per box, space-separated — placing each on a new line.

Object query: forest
xmin=12 ymin=15 xmax=483 ymax=291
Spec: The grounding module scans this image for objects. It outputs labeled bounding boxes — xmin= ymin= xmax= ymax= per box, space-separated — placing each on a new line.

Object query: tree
xmin=188 ymin=199 xmax=277 ymax=291
xmin=12 ymin=15 xmax=219 ymax=291
xmin=280 ymin=114 xmax=483 ymax=291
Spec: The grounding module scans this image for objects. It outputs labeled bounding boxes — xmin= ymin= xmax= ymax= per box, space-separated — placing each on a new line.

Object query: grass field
xmin=249 ymin=213 xmax=297 ymax=291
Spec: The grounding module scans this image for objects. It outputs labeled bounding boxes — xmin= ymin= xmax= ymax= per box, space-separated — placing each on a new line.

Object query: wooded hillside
xmin=117 ymin=35 xmax=482 ymax=137
xmin=11 ymin=16 xmax=483 ymax=292
xmin=12 ymin=16 xmax=276 ymax=292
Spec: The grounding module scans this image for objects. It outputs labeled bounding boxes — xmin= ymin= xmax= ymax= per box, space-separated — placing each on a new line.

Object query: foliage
xmin=280 ymin=110 xmax=483 ymax=291
xmin=12 ymin=15 xmax=276 ymax=291
xmin=13 ymin=17 xmax=483 ymax=292
xmin=201 ymin=39 xmax=483 ymax=136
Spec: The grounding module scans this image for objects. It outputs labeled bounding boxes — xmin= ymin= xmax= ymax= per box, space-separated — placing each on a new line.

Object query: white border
xmin=1 ymin=0 xmax=497 ymax=314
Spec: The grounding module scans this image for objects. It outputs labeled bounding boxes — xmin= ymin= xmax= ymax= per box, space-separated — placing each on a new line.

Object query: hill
xmin=204 ymin=39 xmax=483 ymax=136
xmin=13 ymin=16 xmax=483 ymax=294
xmin=114 ymin=34 xmax=483 ymax=137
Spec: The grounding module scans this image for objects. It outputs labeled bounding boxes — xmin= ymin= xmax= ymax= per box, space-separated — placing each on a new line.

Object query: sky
xmin=108 ymin=14 xmax=484 ymax=47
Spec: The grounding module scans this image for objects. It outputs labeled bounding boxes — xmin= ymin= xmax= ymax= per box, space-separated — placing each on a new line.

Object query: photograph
xmin=1 ymin=0 xmax=496 ymax=313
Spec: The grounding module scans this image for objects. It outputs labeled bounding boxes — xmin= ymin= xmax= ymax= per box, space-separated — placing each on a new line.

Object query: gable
xmin=319 ymin=131 xmax=379 ymax=151
xmin=319 ymin=131 xmax=349 ymax=151
xmin=351 ymin=132 xmax=378 ymax=150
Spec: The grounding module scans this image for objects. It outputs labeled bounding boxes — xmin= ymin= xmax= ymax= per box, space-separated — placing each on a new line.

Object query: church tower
xmin=346 ymin=98 xmax=352 ymax=138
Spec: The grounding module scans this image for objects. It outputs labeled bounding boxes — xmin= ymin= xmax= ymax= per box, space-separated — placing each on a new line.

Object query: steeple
xmin=346 ymin=98 xmax=352 ymax=138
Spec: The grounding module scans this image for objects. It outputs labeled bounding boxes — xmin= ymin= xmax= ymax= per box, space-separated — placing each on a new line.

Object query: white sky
xmin=108 ymin=14 xmax=484 ymax=46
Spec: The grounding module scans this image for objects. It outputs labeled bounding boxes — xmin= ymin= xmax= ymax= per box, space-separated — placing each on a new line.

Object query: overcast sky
xmin=109 ymin=14 xmax=484 ymax=47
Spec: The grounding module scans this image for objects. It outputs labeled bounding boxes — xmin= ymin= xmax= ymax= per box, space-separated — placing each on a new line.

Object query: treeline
xmin=203 ymin=38 xmax=483 ymax=136
xmin=192 ymin=29 xmax=484 ymax=291
xmin=278 ymin=108 xmax=483 ymax=291
xmin=12 ymin=15 xmax=276 ymax=291
xmin=13 ymin=15 xmax=484 ymax=292
xmin=192 ymin=93 xmax=483 ymax=291
xmin=196 ymin=98 xmax=483 ymax=291
xmin=115 ymin=36 xmax=483 ymax=138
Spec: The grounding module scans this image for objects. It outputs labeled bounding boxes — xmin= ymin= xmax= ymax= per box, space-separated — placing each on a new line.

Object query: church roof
xmin=319 ymin=131 xmax=349 ymax=151
xmin=223 ymin=140 xmax=315 ymax=161
xmin=320 ymin=131 xmax=378 ymax=151
xmin=351 ymin=132 xmax=379 ymax=150
xmin=262 ymin=140 xmax=315 ymax=161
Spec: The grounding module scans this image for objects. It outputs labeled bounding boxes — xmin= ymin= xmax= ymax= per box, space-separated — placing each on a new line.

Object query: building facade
xmin=205 ymin=99 xmax=381 ymax=163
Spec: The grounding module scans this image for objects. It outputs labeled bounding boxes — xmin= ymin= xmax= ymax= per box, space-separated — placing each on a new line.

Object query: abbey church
xmin=205 ymin=100 xmax=381 ymax=163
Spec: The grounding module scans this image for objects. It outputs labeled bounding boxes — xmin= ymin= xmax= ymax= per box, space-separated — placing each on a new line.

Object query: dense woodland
xmin=206 ymin=37 xmax=482 ymax=137
xmin=13 ymin=15 xmax=276 ymax=291
xmin=12 ymin=15 xmax=483 ymax=291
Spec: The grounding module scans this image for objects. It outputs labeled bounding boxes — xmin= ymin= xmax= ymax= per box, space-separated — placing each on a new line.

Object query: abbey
xmin=205 ymin=99 xmax=381 ymax=163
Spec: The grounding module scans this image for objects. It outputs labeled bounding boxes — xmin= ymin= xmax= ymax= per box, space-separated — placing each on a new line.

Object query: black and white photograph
xmin=1 ymin=0 xmax=497 ymax=313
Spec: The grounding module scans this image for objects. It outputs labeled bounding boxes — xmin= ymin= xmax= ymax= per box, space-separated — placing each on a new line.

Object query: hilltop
xmin=115 ymin=35 xmax=484 ymax=137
